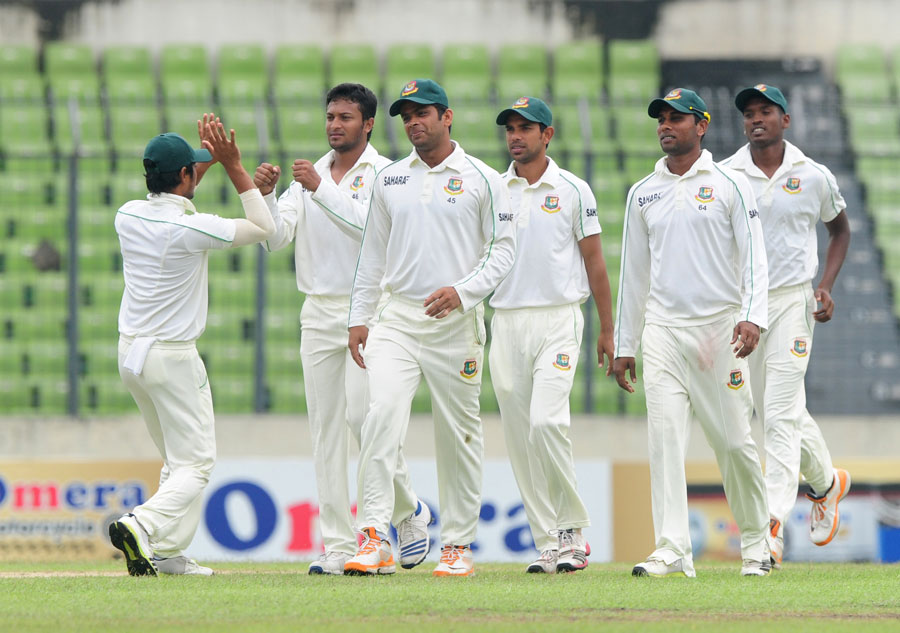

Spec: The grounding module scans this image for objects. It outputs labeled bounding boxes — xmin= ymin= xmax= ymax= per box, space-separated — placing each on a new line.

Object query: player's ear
xmin=363 ymin=117 xmax=375 ymax=135
xmin=782 ymin=112 xmax=791 ymax=130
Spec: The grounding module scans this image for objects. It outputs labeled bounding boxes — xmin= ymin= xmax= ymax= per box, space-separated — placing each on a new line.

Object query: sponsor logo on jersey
xmin=541 ymin=195 xmax=561 ymax=213
xmin=552 ymin=353 xmax=571 ymax=370
xmin=444 ymin=177 xmax=464 ymax=195
xmin=586 ymin=208 xmax=597 ymax=217
xmin=664 ymin=89 xmax=682 ymax=101
xmin=351 ymin=175 xmax=364 ymax=191
xmin=384 ymin=175 xmax=410 ymax=186
xmin=748 ymin=208 xmax=759 ymax=219
xmin=401 ymin=80 xmax=418 ymax=97
xmin=498 ymin=212 xmax=515 ymax=222
xmin=791 ymin=338 xmax=808 ymax=357
xmin=460 ymin=358 xmax=478 ymax=378
xmin=727 ymin=370 xmax=744 ymax=390
xmin=512 ymin=97 xmax=529 ymax=109
xmin=695 ymin=186 xmax=715 ymax=202
xmin=783 ymin=177 xmax=802 ymax=194
xmin=638 ymin=192 xmax=663 ymax=206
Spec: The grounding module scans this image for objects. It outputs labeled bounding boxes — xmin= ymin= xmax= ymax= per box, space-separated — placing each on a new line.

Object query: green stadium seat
xmin=330 ymin=44 xmax=379 ymax=91
xmin=0 ymin=104 xmax=52 ymax=154
xmin=0 ymin=44 xmax=38 ymax=76
xmin=441 ymin=44 xmax=492 ymax=101
xmin=277 ymin=105 xmax=329 ymax=156
xmin=497 ymin=44 xmax=548 ymax=102
xmin=385 ymin=43 xmax=435 ymax=92
xmin=204 ymin=341 xmax=255 ymax=376
xmin=608 ymin=75 xmax=658 ymax=105
xmin=52 ymin=103 xmax=108 ymax=154
xmin=48 ymin=75 xmax=102 ymax=106
xmin=109 ymin=105 xmax=162 ymax=156
xmin=835 ymin=43 xmax=887 ymax=80
xmin=623 ymin=153 xmax=660 ymax=183
xmin=266 ymin=376 xmax=305 ymax=413
xmin=219 ymin=105 xmax=274 ymax=155
xmin=497 ymin=76 xmax=548 ymax=103
xmin=162 ymin=76 xmax=214 ymax=106
xmin=552 ymin=40 xmax=603 ymax=102
xmin=218 ymin=44 xmax=267 ymax=78
xmin=838 ymin=75 xmax=893 ymax=105
xmin=219 ymin=76 xmax=268 ymax=104
xmin=163 ymin=105 xmax=209 ymax=145
xmin=102 ymin=46 xmax=153 ymax=77
xmin=614 ymin=107 xmax=663 ymax=153
xmin=273 ymin=44 xmax=325 ymax=102
xmin=161 ymin=44 xmax=210 ymax=77
xmin=106 ymin=76 xmax=157 ymax=104
xmin=0 ymin=75 xmax=46 ymax=102
xmin=609 ymin=40 xmax=660 ymax=77
xmin=44 ymin=42 xmax=95 ymax=77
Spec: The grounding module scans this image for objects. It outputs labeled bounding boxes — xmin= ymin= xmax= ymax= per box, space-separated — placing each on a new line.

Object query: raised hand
xmin=202 ymin=119 xmax=241 ymax=168
xmin=254 ymin=163 xmax=281 ymax=196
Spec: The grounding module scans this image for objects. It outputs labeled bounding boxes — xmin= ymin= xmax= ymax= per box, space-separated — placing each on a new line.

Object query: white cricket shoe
xmin=740 ymin=558 xmax=772 ymax=576
xmin=344 ymin=528 xmax=396 ymax=576
xmin=556 ymin=529 xmax=588 ymax=573
xmin=108 ymin=513 xmax=157 ymax=577
xmin=631 ymin=556 xmax=694 ymax=578
xmin=807 ymin=468 xmax=851 ymax=546
xmin=526 ymin=549 xmax=558 ymax=574
xmin=432 ymin=545 xmax=474 ymax=577
xmin=308 ymin=551 xmax=352 ymax=576
xmin=153 ymin=555 xmax=214 ymax=576
xmin=396 ymin=500 xmax=434 ymax=569
xmin=767 ymin=517 xmax=783 ymax=570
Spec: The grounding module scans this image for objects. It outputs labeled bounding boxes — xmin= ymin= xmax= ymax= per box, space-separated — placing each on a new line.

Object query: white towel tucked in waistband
xmin=123 ymin=336 xmax=158 ymax=375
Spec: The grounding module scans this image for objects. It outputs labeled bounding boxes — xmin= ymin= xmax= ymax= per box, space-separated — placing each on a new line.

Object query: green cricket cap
xmin=143 ymin=133 xmax=212 ymax=173
xmin=496 ymin=96 xmax=553 ymax=127
xmin=734 ymin=84 xmax=789 ymax=114
xmin=648 ymin=88 xmax=711 ymax=122
xmin=389 ymin=79 xmax=449 ymax=117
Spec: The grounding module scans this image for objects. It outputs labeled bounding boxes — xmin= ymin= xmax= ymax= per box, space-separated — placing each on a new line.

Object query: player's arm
xmin=579 ymin=235 xmax=614 ymax=374
xmin=307 ymin=164 xmax=378 ymax=242
xmin=445 ymin=169 xmax=517 ymax=314
xmin=253 ymin=162 xmax=300 ymax=252
xmin=348 ymin=182 xmax=391 ymax=365
xmin=613 ymin=185 xmax=651 ymax=393
xmin=814 ymin=199 xmax=851 ymax=323
xmin=201 ymin=120 xmax=274 ymax=247
xmin=728 ymin=172 xmax=768 ymax=357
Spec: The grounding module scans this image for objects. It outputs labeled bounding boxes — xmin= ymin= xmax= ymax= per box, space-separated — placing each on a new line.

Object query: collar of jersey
xmin=727 ymin=140 xmax=806 ymax=177
xmin=658 ymin=148 xmax=714 ymax=179
xmin=503 ymin=155 xmax=561 ymax=189
xmin=408 ymin=140 xmax=466 ymax=172
xmin=147 ymin=192 xmax=197 ymax=215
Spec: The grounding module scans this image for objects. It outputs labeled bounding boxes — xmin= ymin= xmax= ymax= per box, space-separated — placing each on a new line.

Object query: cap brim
xmin=734 ymin=88 xmax=786 ymax=113
xmin=389 ymin=96 xmax=440 ymax=117
xmin=193 ymin=147 xmax=213 ymax=163
xmin=648 ymin=98 xmax=691 ymax=118
xmin=496 ymin=108 xmax=544 ymax=125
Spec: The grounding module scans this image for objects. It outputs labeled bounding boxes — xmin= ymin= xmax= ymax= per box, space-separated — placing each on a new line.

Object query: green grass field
xmin=1 ymin=561 xmax=899 ymax=632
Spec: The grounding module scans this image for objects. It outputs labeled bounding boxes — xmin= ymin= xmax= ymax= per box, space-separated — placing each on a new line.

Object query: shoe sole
xmin=432 ymin=569 xmax=475 ymax=577
xmin=308 ymin=567 xmax=344 ymax=576
xmin=108 ymin=522 xmax=157 ymax=577
xmin=399 ymin=512 xmax=436 ymax=570
xmin=344 ymin=563 xmax=396 ymax=576
xmin=557 ymin=561 xmax=588 ymax=573
xmin=631 ymin=565 xmax=687 ymax=578
xmin=526 ymin=565 xmax=555 ymax=574
xmin=815 ymin=469 xmax=851 ymax=547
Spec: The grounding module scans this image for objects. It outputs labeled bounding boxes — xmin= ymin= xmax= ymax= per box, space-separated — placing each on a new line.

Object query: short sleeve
xmin=571 ymin=179 xmax=601 ymax=241
xmin=816 ymin=163 xmax=847 ymax=223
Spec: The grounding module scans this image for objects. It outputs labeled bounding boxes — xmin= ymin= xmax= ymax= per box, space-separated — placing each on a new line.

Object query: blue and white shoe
xmin=397 ymin=501 xmax=434 ymax=569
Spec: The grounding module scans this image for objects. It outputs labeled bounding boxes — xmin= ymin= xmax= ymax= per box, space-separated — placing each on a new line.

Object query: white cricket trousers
xmin=300 ymin=295 xmax=418 ymax=555
xmin=490 ymin=304 xmax=590 ymax=552
xmin=642 ymin=315 xmax=768 ymax=572
xmin=357 ymin=295 xmax=486 ymax=545
xmin=118 ymin=336 xmax=215 ymax=558
xmin=748 ymin=284 xmax=833 ymax=524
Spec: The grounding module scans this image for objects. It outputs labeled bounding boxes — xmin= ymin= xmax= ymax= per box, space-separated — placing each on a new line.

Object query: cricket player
xmin=109 ymin=118 xmax=275 ymax=576
xmin=253 ymin=83 xmax=431 ymax=575
xmin=345 ymin=79 xmax=516 ymax=577
xmin=490 ymin=97 xmax=614 ymax=574
xmin=613 ymin=89 xmax=772 ymax=578
xmin=721 ymin=84 xmax=852 ymax=569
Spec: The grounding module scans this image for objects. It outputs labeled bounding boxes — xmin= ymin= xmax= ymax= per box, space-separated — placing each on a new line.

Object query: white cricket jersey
xmin=349 ymin=142 xmax=516 ymax=326
xmin=116 ymin=192 xmax=237 ymax=341
xmin=615 ymin=149 xmax=769 ymax=358
xmin=490 ymin=157 xmax=601 ymax=309
xmin=264 ymin=143 xmax=391 ymax=296
xmin=720 ymin=141 xmax=846 ymax=290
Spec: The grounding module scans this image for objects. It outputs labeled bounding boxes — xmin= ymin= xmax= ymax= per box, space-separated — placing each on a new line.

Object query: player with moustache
xmin=721 ymin=84 xmax=852 ymax=569
xmin=345 ymin=79 xmax=516 ymax=577
xmin=254 ymin=84 xmax=430 ymax=576
xmin=614 ymin=89 xmax=772 ymax=578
